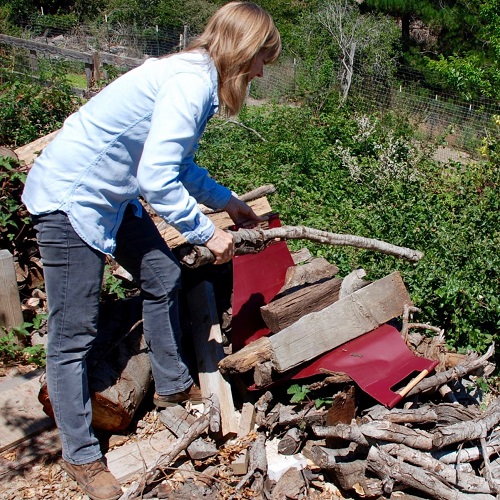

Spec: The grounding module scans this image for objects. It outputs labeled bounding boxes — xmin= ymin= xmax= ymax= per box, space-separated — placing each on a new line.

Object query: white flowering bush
xmin=335 ymin=114 xmax=426 ymax=186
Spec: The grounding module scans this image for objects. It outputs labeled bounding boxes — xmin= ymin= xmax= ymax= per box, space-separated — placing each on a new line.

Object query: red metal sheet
xmin=231 ymin=215 xmax=294 ymax=352
xmin=287 ymin=323 xmax=439 ymax=408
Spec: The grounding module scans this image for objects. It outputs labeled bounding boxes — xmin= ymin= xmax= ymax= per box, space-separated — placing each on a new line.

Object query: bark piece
xmin=326 ymin=385 xmax=357 ymax=448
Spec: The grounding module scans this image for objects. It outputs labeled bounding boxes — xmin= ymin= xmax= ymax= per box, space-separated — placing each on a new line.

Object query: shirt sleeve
xmin=136 ymin=71 xmax=232 ymax=245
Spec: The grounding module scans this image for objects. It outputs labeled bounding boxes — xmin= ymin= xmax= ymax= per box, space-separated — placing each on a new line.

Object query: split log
xmin=184 ymin=280 xmax=239 ymax=437
xmin=367 ymin=446 xmax=495 ymax=500
xmin=0 ymin=249 xmax=24 ymax=335
xmin=14 ymin=129 xmax=59 ymax=166
xmin=177 ymin=226 xmax=424 ymax=268
xmin=219 ymin=271 xmax=412 ymax=374
xmin=39 ymin=300 xmax=152 ymax=432
xmin=260 ymin=277 xmax=342 ymax=333
xmin=276 ymin=257 xmax=339 ymax=296
xmin=200 ymin=184 xmax=276 ymax=214
xmin=230 ymin=402 xmax=256 ymax=475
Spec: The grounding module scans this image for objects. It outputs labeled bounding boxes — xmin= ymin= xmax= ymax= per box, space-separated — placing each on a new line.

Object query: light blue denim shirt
xmin=22 ymin=50 xmax=232 ymax=256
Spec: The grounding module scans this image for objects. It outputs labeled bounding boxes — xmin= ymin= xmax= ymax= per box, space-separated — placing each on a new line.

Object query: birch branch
xmin=175 ymin=225 xmax=423 ymax=268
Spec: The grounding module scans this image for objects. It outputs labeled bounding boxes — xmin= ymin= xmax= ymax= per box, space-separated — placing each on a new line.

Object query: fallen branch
xmin=121 ymin=396 xmax=217 ymax=499
xmin=367 ymin=446 xmax=495 ymax=500
xmin=406 ymin=343 xmax=495 ymax=397
xmin=175 ymin=225 xmax=423 ymax=268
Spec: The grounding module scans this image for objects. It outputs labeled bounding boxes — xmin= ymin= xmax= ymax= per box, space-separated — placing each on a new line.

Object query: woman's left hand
xmin=224 ymin=195 xmax=264 ymax=228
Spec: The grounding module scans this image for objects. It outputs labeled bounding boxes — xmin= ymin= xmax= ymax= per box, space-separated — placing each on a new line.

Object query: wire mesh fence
xmin=3 ymin=14 xmax=499 ymax=162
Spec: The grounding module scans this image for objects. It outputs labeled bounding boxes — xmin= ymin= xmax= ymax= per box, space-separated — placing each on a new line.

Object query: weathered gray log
xmin=278 ymin=427 xmax=307 ymax=455
xmin=362 ymin=403 xmax=481 ymax=426
xmin=121 ymin=396 xmax=216 ymax=499
xmin=367 ymin=446 xmax=495 ymax=500
xmin=360 ymin=421 xmax=435 ymax=451
xmin=432 ymin=396 xmax=500 ymax=449
xmin=159 ymin=406 xmax=217 ymax=460
xmin=312 ymin=423 xmax=369 ymax=447
xmin=278 ymin=405 xmax=327 ymax=427
xmin=234 ymin=433 xmax=267 ymax=493
xmin=407 ymin=343 xmax=495 ymax=397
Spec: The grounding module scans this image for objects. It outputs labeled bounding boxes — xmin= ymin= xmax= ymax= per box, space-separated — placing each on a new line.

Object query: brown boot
xmin=153 ymin=383 xmax=203 ymax=407
xmin=62 ymin=458 xmax=122 ymax=500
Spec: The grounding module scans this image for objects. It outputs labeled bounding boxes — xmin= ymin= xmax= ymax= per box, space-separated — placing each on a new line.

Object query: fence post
xmin=0 ymin=250 xmax=24 ymax=335
xmin=29 ymin=49 xmax=39 ymax=74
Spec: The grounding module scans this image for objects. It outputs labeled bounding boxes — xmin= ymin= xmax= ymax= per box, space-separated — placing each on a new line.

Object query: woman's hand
xmin=204 ymin=227 xmax=235 ymax=265
xmin=224 ymin=195 xmax=264 ymax=228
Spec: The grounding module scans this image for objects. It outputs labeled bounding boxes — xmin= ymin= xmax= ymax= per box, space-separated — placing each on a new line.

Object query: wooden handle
xmin=397 ymin=369 xmax=429 ymax=398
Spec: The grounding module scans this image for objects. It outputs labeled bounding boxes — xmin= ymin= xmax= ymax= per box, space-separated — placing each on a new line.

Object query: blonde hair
xmin=187 ymin=1 xmax=281 ymax=117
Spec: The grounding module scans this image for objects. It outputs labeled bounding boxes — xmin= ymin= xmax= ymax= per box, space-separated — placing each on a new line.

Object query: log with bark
xmin=38 ymin=298 xmax=151 ymax=432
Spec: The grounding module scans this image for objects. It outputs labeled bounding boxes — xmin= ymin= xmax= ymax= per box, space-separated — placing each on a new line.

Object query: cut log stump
xmin=38 ymin=298 xmax=152 ymax=432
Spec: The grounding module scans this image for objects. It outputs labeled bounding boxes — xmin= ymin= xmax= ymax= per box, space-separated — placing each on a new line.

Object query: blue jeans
xmin=32 ymin=206 xmax=192 ymax=464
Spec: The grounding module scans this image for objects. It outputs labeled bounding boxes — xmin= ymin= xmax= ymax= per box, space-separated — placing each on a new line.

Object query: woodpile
xmin=117 ymin=192 xmax=498 ymax=499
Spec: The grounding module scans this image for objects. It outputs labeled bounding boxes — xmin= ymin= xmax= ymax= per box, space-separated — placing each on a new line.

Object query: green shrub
xmin=199 ymin=104 xmax=500 ymax=361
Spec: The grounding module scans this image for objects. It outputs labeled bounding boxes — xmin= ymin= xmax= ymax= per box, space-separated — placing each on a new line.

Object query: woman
xmin=22 ymin=3 xmax=281 ymax=499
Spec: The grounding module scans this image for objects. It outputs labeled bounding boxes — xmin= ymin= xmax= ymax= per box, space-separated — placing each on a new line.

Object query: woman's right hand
xmin=204 ymin=227 xmax=234 ymax=265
